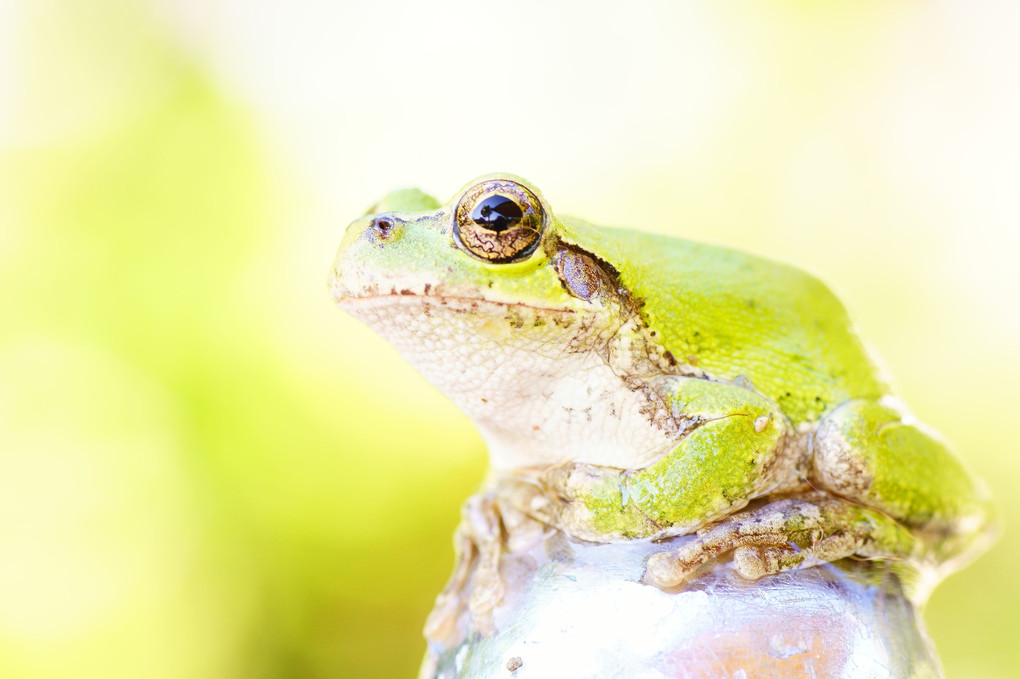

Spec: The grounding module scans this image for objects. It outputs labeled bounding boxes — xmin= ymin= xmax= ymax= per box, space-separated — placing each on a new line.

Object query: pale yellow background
xmin=1 ymin=1 xmax=1018 ymax=677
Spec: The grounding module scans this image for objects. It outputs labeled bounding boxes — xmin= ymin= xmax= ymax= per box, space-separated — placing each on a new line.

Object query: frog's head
xmin=330 ymin=174 xmax=675 ymax=469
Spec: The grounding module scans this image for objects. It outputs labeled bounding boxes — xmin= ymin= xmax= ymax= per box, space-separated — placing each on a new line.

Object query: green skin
xmin=330 ymin=174 xmax=992 ymax=604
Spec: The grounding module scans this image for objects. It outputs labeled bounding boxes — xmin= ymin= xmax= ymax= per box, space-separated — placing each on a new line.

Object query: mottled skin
xmin=329 ymin=174 xmax=992 ymax=638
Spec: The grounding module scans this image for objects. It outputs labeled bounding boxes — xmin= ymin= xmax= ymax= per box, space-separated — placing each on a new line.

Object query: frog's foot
xmin=423 ymin=484 xmax=549 ymax=643
xmin=643 ymin=493 xmax=918 ymax=589
xmin=423 ymin=494 xmax=504 ymax=642
xmin=423 ymin=522 xmax=478 ymax=643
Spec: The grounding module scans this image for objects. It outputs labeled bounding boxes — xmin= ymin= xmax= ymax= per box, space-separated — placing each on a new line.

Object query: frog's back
xmin=558 ymin=218 xmax=887 ymax=424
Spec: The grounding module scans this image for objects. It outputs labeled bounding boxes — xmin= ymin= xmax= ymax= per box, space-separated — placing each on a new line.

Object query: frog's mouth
xmin=330 ymin=284 xmax=578 ymax=317
xmin=334 ymin=291 xmax=579 ymax=322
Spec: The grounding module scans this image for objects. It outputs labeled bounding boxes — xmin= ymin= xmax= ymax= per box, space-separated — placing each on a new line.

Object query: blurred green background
xmin=1 ymin=1 xmax=1018 ymax=677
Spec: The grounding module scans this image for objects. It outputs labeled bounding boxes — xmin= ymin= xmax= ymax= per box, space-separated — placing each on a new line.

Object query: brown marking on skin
xmin=551 ymin=316 xmax=575 ymax=329
xmin=505 ymin=310 xmax=526 ymax=329
xmin=533 ymin=240 xmax=715 ymax=436
xmin=633 ymin=383 xmax=685 ymax=439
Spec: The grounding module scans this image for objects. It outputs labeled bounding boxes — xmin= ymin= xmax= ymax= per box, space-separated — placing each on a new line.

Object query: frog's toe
xmin=423 ymin=592 xmax=462 ymax=643
xmin=732 ymin=545 xmax=801 ymax=580
xmin=643 ymin=550 xmax=697 ymax=588
xmin=643 ymin=534 xmax=739 ymax=588
xmin=467 ymin=566 xmax=505 ymax=618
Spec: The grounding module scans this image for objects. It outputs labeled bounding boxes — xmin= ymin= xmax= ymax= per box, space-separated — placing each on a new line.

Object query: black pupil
xmin=470 ymin=195 xmax=523 ymax=232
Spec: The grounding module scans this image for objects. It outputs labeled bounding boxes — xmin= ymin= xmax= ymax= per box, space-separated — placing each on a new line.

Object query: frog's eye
xmin=454 ymin=180 xmax=545 ymax=263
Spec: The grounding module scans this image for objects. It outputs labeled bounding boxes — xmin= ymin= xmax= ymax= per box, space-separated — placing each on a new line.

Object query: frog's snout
xmin=328 ymin=213 xmax=410 ymax=304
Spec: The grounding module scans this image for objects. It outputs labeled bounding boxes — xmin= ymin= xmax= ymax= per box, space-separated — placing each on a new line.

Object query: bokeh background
xmin=1 ymin=1 xmax=1018 ymax=677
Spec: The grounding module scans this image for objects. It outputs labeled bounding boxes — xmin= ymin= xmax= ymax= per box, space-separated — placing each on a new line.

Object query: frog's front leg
xmin=545 ymin=377 xmax=793 ymax=542
xmin=811 ymin=398 xmax=993 ymax=564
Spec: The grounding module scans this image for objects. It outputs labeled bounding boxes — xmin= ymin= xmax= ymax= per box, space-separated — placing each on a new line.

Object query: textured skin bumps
xmin=557 ymin=217 xmax=887 ymax=425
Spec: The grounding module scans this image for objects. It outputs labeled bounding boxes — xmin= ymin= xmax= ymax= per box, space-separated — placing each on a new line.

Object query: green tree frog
xmin=329 ymin=174 xmax=993 ymax=638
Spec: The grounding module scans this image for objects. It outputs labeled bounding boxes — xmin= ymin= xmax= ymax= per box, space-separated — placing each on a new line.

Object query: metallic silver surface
xmin=420 ymin=532 xmax=942 ymax=679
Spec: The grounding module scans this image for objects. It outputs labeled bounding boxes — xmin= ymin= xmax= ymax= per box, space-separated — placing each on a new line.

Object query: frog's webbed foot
xmin=644 ymin=493 xmax=919 ymax=589
xmin=423 ymin=484 xmax=548 ymax=644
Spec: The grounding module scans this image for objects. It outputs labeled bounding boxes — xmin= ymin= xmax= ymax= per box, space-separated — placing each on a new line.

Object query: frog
xmin=329 ymin=173 xmax=993 ymax=640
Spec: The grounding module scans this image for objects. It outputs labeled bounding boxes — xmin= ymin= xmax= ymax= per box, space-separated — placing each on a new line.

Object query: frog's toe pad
xmin=643 ymin=550 xmax=695 ymax=588
xmin=424 ymin=593 xmax=461 ymax=644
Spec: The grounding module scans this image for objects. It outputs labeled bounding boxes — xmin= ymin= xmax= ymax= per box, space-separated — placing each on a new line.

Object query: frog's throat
xmin=339 ymin=286 xmax=718 ymax=469
xmin=337 ymin=291 xmax=694 ymax=386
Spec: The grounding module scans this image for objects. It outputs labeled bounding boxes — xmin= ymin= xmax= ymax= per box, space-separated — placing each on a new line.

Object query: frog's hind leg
xmin=645 ymin=398 xmax=993 ymax=589
xmin=811 ymin=398 xmax=992 ymax=563
xmin=644 ymin=493 xmax=918 ymax=588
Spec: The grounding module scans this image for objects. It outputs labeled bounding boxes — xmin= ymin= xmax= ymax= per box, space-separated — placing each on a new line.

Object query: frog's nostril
xmin=371 ymin=217 xmax=396 ymax=239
